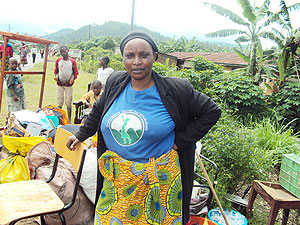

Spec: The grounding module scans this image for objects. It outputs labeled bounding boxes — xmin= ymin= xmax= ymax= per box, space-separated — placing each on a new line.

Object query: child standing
xmin=6 ymin=57 xmax=26 ymax=112
xmin=54 ymin=45 xmax=79 ymax=123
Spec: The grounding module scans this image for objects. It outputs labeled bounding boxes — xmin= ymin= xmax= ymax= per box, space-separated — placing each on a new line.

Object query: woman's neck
xmin=131 ymin=76 xmax=154 ymax=91
xmin=102 ymin=65 xmax=108 ymax=69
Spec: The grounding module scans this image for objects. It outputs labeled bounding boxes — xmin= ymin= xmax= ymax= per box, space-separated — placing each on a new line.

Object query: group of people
xmin=5 ymin=30 xmax=221 ymax=224
xmin=5 ymin=42 xmax=114 ymax=123
xmin=53 ymin=45 xmax=114 ymax=122
xmin=19 ymin=43 xmax=44 ymax=66
xmin=4 ymin=42 xmax=46 ymax=113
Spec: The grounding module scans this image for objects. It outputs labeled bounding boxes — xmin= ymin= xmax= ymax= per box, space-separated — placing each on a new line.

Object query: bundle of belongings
xmin=4 ymin=105 xmax=69 ymax=138
xmin=189 ymin=180 xmax=210 ymax=216
xmin=0 ymin=107 xmax=97 ymax=224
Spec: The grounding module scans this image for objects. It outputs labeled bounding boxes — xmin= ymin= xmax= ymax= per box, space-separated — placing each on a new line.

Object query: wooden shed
xmin=0 ymin=31 xmax=59 ymax=113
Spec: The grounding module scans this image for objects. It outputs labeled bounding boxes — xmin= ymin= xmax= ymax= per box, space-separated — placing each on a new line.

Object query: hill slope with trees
xmin=43 ymin=21 xmax=168 ymax=44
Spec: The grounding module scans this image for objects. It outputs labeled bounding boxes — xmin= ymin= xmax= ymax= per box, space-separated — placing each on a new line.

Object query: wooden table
xmin=246 ymin=180 xmax=300 ymax=225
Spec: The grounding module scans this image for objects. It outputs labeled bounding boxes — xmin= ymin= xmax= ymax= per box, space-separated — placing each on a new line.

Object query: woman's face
xmin=123 ymin=39 xmax=157 ymax=81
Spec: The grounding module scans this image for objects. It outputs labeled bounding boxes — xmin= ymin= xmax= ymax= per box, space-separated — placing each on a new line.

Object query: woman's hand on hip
xmin=172 ymin=142 xmax=179 ymax=151
xmin=66 ymin=135 xmax=82 ymax=151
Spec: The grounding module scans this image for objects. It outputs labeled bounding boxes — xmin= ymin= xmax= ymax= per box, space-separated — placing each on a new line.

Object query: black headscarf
xmin=120 ymin=30 xmax=158 ymax=60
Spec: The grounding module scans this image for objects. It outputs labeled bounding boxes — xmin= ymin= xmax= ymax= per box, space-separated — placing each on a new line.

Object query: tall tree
xmin=203 ymin=0 xmax=278 ymax=77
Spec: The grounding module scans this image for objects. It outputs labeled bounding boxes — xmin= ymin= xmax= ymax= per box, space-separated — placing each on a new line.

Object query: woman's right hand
xmin=66 ymin=135 xmax=82 ymax=151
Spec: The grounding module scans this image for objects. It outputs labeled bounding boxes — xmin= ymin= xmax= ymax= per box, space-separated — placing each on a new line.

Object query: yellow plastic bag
xmin=0 ymin=135 xmax=45 ymax=184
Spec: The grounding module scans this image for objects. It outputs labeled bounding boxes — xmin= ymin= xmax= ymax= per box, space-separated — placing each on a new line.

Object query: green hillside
xmin=43 ymin=21 xmax=169 ymax=45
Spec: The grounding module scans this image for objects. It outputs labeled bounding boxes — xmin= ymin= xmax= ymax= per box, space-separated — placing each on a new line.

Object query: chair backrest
xmin=54 ymin=128 xmax=84 ymax=172
xmin=52 ymin=127 xmax=87 ymax=211
xmin=73 ymin=101 xmax=86 ymax=124
xmin=73 ymin=82 xmax=91 ymax=124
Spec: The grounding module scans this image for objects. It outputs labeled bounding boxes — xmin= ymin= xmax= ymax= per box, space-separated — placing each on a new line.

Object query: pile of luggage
xmin=0 ymin=105 xmax=96 ymax=225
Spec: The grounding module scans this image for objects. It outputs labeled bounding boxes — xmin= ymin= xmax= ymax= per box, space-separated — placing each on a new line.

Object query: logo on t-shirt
xmin=109 ymin=111 xmax=145 ymax=146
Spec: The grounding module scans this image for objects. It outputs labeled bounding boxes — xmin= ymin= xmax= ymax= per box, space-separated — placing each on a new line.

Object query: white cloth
xmin=13 ymin=110 xmax=53 ymax=130
xmin=31 ymin=48 xmax=37 ymax=54
xmin=79 ymin=150 xmax=97 ymax=204
xmin=96 ymin=67 xmax=114 ymax=85
xmin=57 ymin=59 xmax=74 ymax=83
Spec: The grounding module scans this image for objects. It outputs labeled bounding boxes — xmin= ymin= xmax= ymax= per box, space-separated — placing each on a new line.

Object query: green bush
xmin=153 ymin=61 xmax=178 ymax=77
xmin=101 ymin=36 xmax=116 ymax=51
xmin=199 ymin=107 xmax=270 ymax=195
xmin=153 ymin=62 xmax=216 ymax=97
xmin=268 ymin=81 xmax=300 ymax=132
xmin=192 ymin=55 xmax=224 ymax=74
xmin=213 ymin=71 xmax=268 ymax=116
xmin=199 ymin=105 xmax=300 ymax=200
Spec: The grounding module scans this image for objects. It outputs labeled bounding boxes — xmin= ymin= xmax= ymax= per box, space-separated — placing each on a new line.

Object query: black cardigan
xmin=75 ymin=70 xmax=221 ymax=224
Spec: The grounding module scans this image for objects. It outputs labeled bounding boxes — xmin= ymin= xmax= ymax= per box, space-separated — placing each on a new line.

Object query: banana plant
xmin=261 ymin=0 xmax=300 ymax=84
xmin=235 ymin=39 xmax=276 ymax=84
xmin=203 ymin=0 xmax=287 ymax=79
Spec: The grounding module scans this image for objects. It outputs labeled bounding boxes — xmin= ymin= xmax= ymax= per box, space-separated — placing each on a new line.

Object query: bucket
xmin=208 ymin=208 xmax=248 ymax=225
xmin=188 ymin=216 xmax=218 ymax=225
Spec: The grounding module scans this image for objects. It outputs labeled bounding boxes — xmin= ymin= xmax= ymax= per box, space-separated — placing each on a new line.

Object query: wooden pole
xmin=39 ymin=44 xmax=49 ymax=108
xmin=195 ymin=151 xmax=230 ymax=225
xmin=0 ymin=37 xmax=8 ymax=113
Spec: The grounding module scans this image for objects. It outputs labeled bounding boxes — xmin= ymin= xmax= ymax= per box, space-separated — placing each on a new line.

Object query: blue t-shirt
xmin=101 ymin=81 xmax=175 ymax=163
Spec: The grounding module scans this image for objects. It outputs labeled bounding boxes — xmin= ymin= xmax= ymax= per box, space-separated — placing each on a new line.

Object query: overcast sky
xmin=1 ymin=0 xmax=299 ymax=47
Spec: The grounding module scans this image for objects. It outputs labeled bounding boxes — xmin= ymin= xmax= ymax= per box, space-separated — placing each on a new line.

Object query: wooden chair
xmin=73 ymin=101 xmax=87 ymax=124
xmin=0 ymin=128 xmax=86 ymax=225
xmin=73 ymin=82 xmax=91 ymax=124
xmin=246 ymin=180 xmax=300 ymax=225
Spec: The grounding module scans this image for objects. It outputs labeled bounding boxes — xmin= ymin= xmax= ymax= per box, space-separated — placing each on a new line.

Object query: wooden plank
xmin=39 ymin=44 xmax=49 ymax=108
xmin=0 ymin=31 xmax=58 ymax=45
xmin=0 ymin=37 xmax=8 ymax=113
xmin=0 ymin=180 xmax=64 ymax=224
xmin=5 ymin=71 xmax=44 ymax=75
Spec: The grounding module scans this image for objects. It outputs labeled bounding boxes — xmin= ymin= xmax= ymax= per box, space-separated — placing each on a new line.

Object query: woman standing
xmin=20 ymin=42 xmax=28 ymax=67
xmin=67 ymin=31 xmax=221 ymax=224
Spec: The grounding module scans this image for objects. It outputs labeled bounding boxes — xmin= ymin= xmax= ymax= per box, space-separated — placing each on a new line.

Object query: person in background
xmin=96 ymin=56 xmax=114 ymax=89
xmin=0 ymin=40 xmax=14 ymax=70
xmin=54 ymin=45 xmax=79 ymax=123
xmin=31 ymin=45 xmax=37 ymax=63
xmin=6 ymin=57 xmax=26 ymax=112
xmin=40 ymin=48 xmax=44 ymax=59
xmin=66 ymin=30 xmax=221 ymax=224
xmin=79 ymin=80 xmax=103 ymax=108
xmin=20 ymin=42 xmax=28 ymax=67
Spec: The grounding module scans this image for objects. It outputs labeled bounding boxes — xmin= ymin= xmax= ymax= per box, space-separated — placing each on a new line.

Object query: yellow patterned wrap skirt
xmin=94 ymin=149 xmax=182 ymax=225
